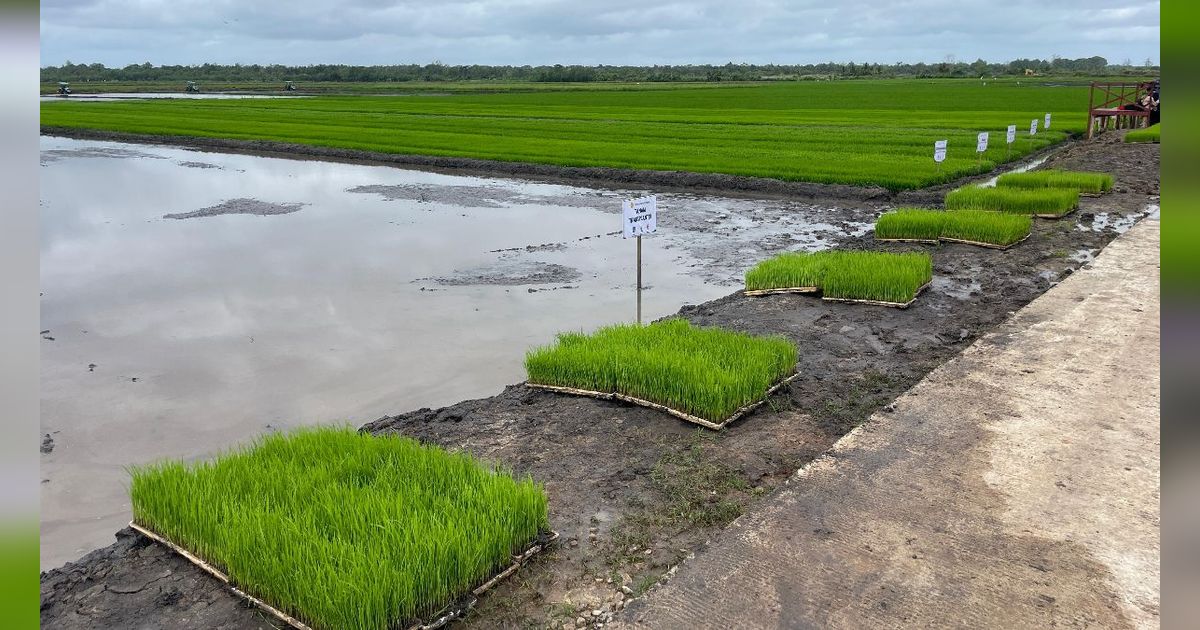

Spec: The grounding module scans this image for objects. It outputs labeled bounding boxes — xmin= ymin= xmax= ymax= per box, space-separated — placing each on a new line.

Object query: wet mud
xmin=163 ymin=198 xmax=306 ymax=220
xmin=39 ymin=145 xmax=166 ymax=165
xmin=428 ymin=261 xmax=583 ymax=287
xmin=40 ymin=134 xmax=1158 ymax=629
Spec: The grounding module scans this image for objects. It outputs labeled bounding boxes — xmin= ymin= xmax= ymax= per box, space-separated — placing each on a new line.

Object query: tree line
xmin=42 ymin=56 xmax=1156 ymax=84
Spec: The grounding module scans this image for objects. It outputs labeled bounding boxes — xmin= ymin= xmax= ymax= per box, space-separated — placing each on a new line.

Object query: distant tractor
xmin=284 ymin=81 xmax=296 ymax=91
xmin=57 ymin=82 xmax=72 ymax=96
xmin=185 ymin=81 xmax=200 ymax=93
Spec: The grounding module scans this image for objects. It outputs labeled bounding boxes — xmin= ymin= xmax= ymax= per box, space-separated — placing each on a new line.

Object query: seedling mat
xmin=821 ymin=280 xmax=932 ymax=309
xmin=130 ymin=521 xmax=558 ymax=630
xmin=528 ymin=370 xmax=800 ymax=431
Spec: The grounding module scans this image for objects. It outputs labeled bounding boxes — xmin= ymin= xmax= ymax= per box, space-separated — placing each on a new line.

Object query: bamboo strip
xmin=528 ymin=371 xmax=800 ymax=430
xmin=131 ymin=521 xmax=557 ymax=630
xmin=743 ymin=287 xmax=819 ymax=297
xmin=874 ymin=238 xmax=940 ymax=244
xmin=821 ymin=280 xmax=931 ymax=310
xmin=939 ymin=232 xmax=1031 ymax=250
xmin=1033 ymin=207 xmax=1078 ymax=219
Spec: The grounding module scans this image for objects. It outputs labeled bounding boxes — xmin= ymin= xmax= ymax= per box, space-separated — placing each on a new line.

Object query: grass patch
xmin=524 ymin=319 xmax=797 ymax=423
xmin=874 ymin=207 xmax=946 ymax=241
xmin=130 ymin=427 xmax=548 ymax=630
xmin=944 ymin=185 xmax=1079 ymax=217
xmin=745 ymin=250 xmax=932 ymax=304
xmin=995 ymin=169 xmax=1113 ymax=193
xmin=941 ymin=210 xmax=1032 ymax=246
xmin=1124 ymin=124 xmax=1160 ymax=143
xmin=821 ymin=251 xmax=933 ymax=304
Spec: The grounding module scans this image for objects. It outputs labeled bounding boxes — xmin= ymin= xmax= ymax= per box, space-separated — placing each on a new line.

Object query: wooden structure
xmin=185 ymin=81 xmax=200 ymax=93
xmin=1087 ymin=81 xmax=1156 ymax=138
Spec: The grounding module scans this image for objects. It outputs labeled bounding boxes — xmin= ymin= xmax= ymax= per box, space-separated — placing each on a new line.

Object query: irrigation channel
xmin=40 ymin=132 xmax=1159 ymax=629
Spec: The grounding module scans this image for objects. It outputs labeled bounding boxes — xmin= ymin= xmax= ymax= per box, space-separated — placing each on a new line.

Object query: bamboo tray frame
xmin=821 ymin=280 xmax=931 ymax=309
xmin=527 ymin=370 xmax=800 ymax=431
xmin=743 ymin=286 xmax=819 ymax=297
xmin=937 ymin=232 xmax=1031 ymax=250
xmin=130 ymin=521 xmax=558 ymax=630
xmin=874 ymin=237 xmax=940 ymax=245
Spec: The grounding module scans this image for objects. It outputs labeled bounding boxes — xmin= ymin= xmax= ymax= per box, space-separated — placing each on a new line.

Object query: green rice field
xmin=524 ymin=319 xmax=797 ymax=423
xmin=875 ymin=208 xmax=1032 ymax=246
xmin=41 ymin=80 xmax=1084 ymax=189
xmin=130 ymin=427 xmax=548 ymax=630
xmin=995 ymin=169 xmax=1113 ymax=193
xmin=1124 ymin=124 xmax=1160 ymax=143
xmin=944 ymin=186 xmax=1079 ymax=217
xmin=745 ymin=250 xmax=933 ymax=304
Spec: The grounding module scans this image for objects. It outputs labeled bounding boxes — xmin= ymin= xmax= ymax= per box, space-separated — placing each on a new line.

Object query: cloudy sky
xmin=40 ymin=0 xmax=1159 ymax=67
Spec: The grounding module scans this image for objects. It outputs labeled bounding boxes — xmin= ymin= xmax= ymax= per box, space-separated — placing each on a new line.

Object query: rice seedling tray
xmin=130 ymin=520 xmax=559 ymax=630
xmin=938 ymin=232 xmax=1031 ymax=250
xmin=821 ymin=280 xmax=931 ymax=309
xmin=527 ymin=370 xmax=800 ymax=431
xmin=743 ymin=286 xmax=819 ymax=297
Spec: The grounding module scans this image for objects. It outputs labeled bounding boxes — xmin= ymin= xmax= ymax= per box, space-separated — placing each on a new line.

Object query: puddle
xmin=979 ymin=155 xmax=1051 ymax=187
xmin=1077 ymin=203 xmax=1159 ymax=234
xmin=931 ymin=273 xmax=983 ymax=300
xmin=38 ymin=136 xmax=874 ymax=568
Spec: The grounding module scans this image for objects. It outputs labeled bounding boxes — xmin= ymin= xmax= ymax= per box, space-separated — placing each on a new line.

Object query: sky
xmin=40 ymin=0 xmax=1160 ymax=68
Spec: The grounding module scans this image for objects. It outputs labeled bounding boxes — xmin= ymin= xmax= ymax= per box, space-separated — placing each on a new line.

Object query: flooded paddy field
xmin=38 ymin=136 xmax=874 ymax=568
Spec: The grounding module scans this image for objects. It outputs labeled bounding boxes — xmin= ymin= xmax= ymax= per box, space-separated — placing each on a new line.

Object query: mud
xmin=348 ymin=183 xmax=615 ymax=209
xmin=40 ymin=134 xmax=1158 ymax=629
xmin=39 ymin=146 xmax=166 ymax=165
xmin=162 ymin=198 xmax=307 ymax=220
xmin=428 ymin=261 xmax=583 ymax=287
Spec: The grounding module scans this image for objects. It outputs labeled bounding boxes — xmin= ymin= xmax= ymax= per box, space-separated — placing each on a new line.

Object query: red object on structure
xmin=1087 ymin=81 xmax=1155 ymax=138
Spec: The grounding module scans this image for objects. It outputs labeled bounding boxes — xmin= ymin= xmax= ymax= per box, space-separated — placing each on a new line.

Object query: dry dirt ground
xmin=40 ymin=132 xmax=1158 ymax=629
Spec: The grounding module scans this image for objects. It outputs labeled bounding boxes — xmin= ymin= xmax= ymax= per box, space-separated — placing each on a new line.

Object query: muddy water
xmin=38 ymin=137 xmax=875 ymax=568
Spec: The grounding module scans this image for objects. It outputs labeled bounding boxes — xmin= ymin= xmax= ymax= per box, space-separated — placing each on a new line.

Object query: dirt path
xmin=40 ymin=133 xmax=1158 ymax=629
xmin=617 ymin=214 xmax=1159 ymax=630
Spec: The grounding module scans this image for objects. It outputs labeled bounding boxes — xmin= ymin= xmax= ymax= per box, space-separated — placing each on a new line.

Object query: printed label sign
xmin=933 ymin=140 xmax=948 ymax=163
xmin=1030 ymin=119 xmax=1038 ymax=135
xmin=1007 ymin=124 xmax=1017 ymax=144
xmin=623 ymin=195 xmax=657 ymax=238
xmin=976 ymin=132 xmax=989 ymax=153
xmin=1044 ymin=113 xmax=1051 ymax=129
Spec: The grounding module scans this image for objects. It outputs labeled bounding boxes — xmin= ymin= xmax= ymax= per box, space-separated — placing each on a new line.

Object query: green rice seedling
xmin=941 ymin=210 xmax=1032 ymax=247
xmin=744 ymin=251 xmax=832 ymax=292
xmin=944 ymin=185 xmax=1079 ymax=217
xmin=1124 ymin=124 xmax=1159 ymax=143
xmin=130 ymin=427 xmax=548 ymax=630
xmin=995 ymin=169 xmax=1113 ymax=194
xmin=820 ymin=251 xmax=933 ymax=305
xmin=524 ymin=318 xmax=797 ymax=423
xmin=874 ymin=208 xmax=947 ymax=241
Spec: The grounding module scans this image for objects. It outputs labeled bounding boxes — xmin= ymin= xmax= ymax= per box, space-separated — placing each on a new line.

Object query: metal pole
xmin=636 ymin=235 xmax=643 ymax=324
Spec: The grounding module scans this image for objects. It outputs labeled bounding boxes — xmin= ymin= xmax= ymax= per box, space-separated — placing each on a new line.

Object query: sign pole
xmin=636 ymin=235 xmax=643 ymax=324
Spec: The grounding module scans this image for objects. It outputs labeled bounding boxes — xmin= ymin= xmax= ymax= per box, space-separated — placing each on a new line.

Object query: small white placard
xmin=1006 ymin=124 xmax=1017 ymax=144
xmin=623 ymin=195 xmax=657 ymax=238
xmin=1030 ymin=119 xmax=1038 ymax=135
xmin=933 ymin=140 xmax=948 ymax=163
xmin=1044 ymin=113 xmax=1052 ymax=129
xmin=976 ymin=132 xmax=989 ymax=153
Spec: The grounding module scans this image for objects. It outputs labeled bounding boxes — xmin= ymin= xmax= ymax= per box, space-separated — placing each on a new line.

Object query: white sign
xmin=933 ymin=140 xmax=948 ymax=163
xmin=1044 ymin=113 xmax=1051 ymax=129
xmin=623 ymin=195 xmax=657 ymax=238
xmin=976 ymin=132 xmax=989 ymax=153
xmin=1030 ymin=119 xmax=1038 ymax=135
xmin=1006 ymin=124 xmax=1017 ymax=144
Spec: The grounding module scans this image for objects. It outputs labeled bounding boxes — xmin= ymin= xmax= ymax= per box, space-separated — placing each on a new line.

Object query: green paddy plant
xmin=874 ymin=208 xmax=947 ymax=241
xmin=944 ymin=185 xmax=1079 ymax=217
xmin=524 ymin=318 xmax=797 ymax=423
xmin=130 ymin=427 xmax=549 ymax=630
xmin=744 ymin=250 xmax=833 ymax=292
xmin=820 ymin=251 xmax=933 ymax=305
xmin=995 ymin=169 xmax=1113 ymax=194
xmin=941 ymin=210 xmax=1032 ymax=247
xmin=1124 ymin=124 xmax=1159 ymax=143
